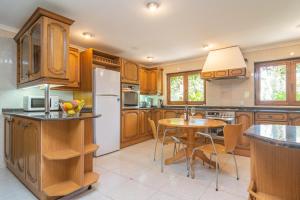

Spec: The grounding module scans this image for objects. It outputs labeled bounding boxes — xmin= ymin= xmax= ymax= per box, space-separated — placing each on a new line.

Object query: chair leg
xmin=173 ymin=143 xmax=177 ymax=157
xmin=184 ymin=148 xmax=190 ymax=177
xmin=215 ymin=154 xmax=219 ymax=191
xmin=232 ymin=152 xmax=239 ymax=180
xmin=161 ymin=142 xmax=165 ymax=173
xmin=209 ymin=153 xmax=212 ymax=169
xmin=153 ymin=137 xmax=159 ymax=161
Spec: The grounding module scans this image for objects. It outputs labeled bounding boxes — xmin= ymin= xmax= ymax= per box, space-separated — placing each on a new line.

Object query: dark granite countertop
xmin=2 ymin=109 xmax=100 ymax=121
xmin=122 ymin=106 xmax=300 ymax=113
xmin=244 ymin=125 xmax=300 ymax=148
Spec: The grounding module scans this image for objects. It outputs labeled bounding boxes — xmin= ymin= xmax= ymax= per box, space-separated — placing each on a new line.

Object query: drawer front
xmin=201 ymin=71 xmax=214 ymax=79
xmin=255 ymin=112 xmax=287 ymax=122
xmin=255 ymin=120 xmax=289 ymax=125
xmin=214 ymin=70 xmax=228 ymax=78
xmin=229 ymin=68 xmax=246 ymax=76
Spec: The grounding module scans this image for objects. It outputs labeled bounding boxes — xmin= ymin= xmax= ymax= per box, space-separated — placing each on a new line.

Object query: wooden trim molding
xmin=167 ymin=70 xmax=206 ymax=105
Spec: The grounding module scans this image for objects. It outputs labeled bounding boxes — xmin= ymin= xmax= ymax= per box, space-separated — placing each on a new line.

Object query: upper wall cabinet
xmin=14 ymin=7 xmax=74 ymax=88
xmin=139 ymin=67 xmax=163 ymax=95
xmin=121 ymin=59 xmax=139 ymax=84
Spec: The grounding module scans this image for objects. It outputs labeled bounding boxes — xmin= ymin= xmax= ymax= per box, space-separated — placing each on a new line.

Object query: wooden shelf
xmin=43 ymin=181 xmax=80 ymax=197
xmin=43 ymin=149 xmax=81 ymax=160
xmin=84 ymin=172 xmax=99 ymax=187
xmin=84 ymin=144 xmax=99 ymax=154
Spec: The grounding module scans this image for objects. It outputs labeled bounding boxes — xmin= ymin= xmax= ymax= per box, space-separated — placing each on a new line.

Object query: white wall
xmin=0 ymin=33 xmax=73 ymax=168
xmin=160 ymin=42 xmax=300 ymax=106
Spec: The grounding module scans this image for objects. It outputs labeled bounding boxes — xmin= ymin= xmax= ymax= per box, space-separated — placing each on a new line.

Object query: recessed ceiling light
xmin=290 ymin=52 xmax=295 ymax=56
xmin=146 ymin=1 xmax=160 ymax=12
xmin=147 ymin=56 xmax=154 ymax=61
xmin=82 ymin=32 xmax=95 ymax=39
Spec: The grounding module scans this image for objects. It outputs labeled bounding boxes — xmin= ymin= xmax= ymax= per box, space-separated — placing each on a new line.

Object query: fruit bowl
xmin=60 ymin=100 xmax=85 ymax=116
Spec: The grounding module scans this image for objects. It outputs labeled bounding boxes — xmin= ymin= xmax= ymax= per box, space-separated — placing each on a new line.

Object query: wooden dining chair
xmin=190 ymin=124 xmax=242 ymax=191
xmin=148 ymin=118 xmax=178 ymax=161
xmin=148 ymin=118 xmax=189 ymax=175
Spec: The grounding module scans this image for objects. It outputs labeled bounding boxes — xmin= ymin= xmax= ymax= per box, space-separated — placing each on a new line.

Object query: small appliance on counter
xmin=23 ymin=96 xmax=59 ymax=111
xmin=146 ymin=97 xmax=153 ymax=108
xmin=157 ymin=99 xmax=163 ymax=108
xmin=139 ymin=101 xmax=147 ymax=108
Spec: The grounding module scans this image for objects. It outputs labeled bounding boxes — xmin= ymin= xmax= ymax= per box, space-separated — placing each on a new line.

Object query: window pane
xmin=188 ymin=73 xmax=204 ymax=101
xmin=170 ymin=75 xmax=184 ymax=101
xmin=296 ymin=64 xmax=300 ymax=101
xmin=260 ymin=65 xmax=286 ymax=101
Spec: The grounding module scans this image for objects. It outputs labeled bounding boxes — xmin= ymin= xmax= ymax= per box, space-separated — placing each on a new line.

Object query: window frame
xmin=167 ymin=70 xmax=206 ymax=105
xmin=254 ymin=58 xmax=300 ymax=106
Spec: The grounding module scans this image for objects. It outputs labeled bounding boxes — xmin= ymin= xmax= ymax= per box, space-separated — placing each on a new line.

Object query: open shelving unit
xmin=41 ymin=119 xmax=100 ymax=198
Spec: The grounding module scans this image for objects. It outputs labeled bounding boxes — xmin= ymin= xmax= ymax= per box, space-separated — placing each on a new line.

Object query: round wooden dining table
xmin=158 ymin=118 xmax=226 ymax=167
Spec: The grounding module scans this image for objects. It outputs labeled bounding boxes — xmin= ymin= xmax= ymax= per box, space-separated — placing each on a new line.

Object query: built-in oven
xmin=122 ymin=83 xmax=140 ymax=109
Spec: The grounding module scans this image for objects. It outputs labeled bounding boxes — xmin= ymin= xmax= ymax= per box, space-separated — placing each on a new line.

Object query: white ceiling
xmin=0 ymin=0 xmax=300 ymax=64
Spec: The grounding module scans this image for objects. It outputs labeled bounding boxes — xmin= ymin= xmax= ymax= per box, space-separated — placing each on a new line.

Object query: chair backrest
xmin=148 ymin=118 xmax=158 ymax=139
xmin=223 ymin=124 xmax=242 ymax=153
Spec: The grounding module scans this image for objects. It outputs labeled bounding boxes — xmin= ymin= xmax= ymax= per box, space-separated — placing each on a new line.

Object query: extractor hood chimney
xmin=201 ymin=46 xmax=247 ymax=80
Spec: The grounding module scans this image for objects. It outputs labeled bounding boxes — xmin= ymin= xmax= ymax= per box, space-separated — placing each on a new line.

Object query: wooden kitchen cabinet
xmin=254 ymin=112 xmax=289 ymax=125
xmin=53 ymin=47 xmax=80 ymax=90
xmin=121 ymin=59 xmax=139 ymax=84
xmin=121 ymin=109 xmax=154 ymax=148
xmin=139 ymin=110 xmax=152 ymax=137
xmin=13 ymin=118 xmax=26 ymax=181
xmin=139 ymin=68 xmax=149 ymax=94
xmin=14 ymin=8 xmax=74 ymax=88
xmin=139 ymin=68 xmax=163 ymax=95
xmin=4 ymin=116 xmax=13 ymax=165
xmin=121 ymin=110 xmax=139 ymax=143
xmin=235 ymin=112 xmax=253 ymax=156
xmin=24 ymin=119 xmax=40 ymax=192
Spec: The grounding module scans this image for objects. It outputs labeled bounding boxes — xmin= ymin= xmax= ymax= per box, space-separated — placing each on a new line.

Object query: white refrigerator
xmin=93 ymin=67 xmax=120 ymax=156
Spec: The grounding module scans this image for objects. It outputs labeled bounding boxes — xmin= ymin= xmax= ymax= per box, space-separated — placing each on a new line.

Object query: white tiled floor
xmin=0 ymin=140 xmax=250 ymax=200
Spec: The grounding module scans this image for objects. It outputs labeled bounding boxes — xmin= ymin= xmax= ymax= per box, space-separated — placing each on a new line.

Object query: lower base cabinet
xmin=4 ymin=116 xmax=99 ymax=200
xmin=121 ymin=109 xmax=154 ymax=148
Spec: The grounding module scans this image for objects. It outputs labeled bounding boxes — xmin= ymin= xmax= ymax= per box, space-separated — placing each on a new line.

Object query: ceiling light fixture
xmin=82 ymin=32 xmax=94 ymax=39
xmin=147 ymin=56 xmax=154 ymax=61
xmin=290 ymin=52 xmax=295 ymax=56
xmin=146 ymin=1 xmax=160 ymax=12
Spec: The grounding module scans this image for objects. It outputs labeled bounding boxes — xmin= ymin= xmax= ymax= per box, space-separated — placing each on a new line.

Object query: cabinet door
xmin=13 ymin=118 xmax=26 ymax=180
xmin=139 ymin=110 xmax=146 ymax=136
xmin=68 ymin=47 xmax=80 ymax=87
xmin=139 ymin=68 xmax=148 ymax=94
xmin=156 ymin=69 xmax=163 ymax=95
xmin=20 ymin=33 xmax=30 ymax=83
xmin=121 ymin=60 xmax=139 ymax=84
xmin=46 ymin=17 xmax=69 ymax=79
xmin=121 ymin=110 xmax=139 ymax=142
xmin=29 ymin=20 xmax=42 ymax=81
xmin=24 ymin=120 xmax=40 ymax=191
xmin=4 ymin=117 xmax=13 ymax=164
xmin=149 ymin=70 xmax=157 ymax=94
xmin=236 ymin=112 xmax=253 ymax=146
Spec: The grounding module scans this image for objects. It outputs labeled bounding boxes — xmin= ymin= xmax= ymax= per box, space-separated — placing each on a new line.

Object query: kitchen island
xmin=3 ymin=110 xmax=101 ymax=200
xmin=245 ymin=125 xmax=300 ymax=200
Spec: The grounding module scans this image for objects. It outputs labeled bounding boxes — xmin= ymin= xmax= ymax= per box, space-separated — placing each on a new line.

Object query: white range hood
xmin=201 ymin=46 xmax=247 ymax=80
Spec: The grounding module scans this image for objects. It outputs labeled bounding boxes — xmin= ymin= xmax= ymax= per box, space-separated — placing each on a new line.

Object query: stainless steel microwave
xmin=23 ymin=96 xmax=60 ymax=111
xmin=122 ymin=84 xmax=139 ymax=109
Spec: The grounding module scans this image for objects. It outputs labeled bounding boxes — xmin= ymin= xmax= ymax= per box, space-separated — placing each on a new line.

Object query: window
xmin=255 ymin=59 xmax=300 ymax=105
xmin=167 ymin=70 xmax=205 ymax=105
